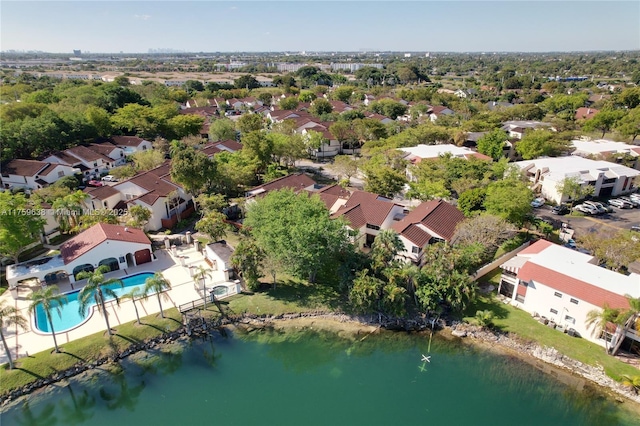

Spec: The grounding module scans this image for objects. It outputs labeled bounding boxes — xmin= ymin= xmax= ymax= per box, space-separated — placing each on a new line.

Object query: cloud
xmin=134 ymin=14 xmax=151 ymax=21
xmin=229 ymin=6 xmax=237 ymax=10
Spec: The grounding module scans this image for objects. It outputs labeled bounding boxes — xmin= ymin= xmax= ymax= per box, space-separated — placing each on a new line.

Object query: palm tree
xmin=585 ymin=304 xmax=622 ymax=353
xmin=52 ymin=190 xmax=86 ymax=233
xmin=28 ymin=285 xmax=68 ymax=353
xmin=193 ymin=266 xmax=213 ymax=307
xmin=143 ymin=272 xmax=172 ymax=319
xmin=370 ymin=229 xmax=404 ymax=273
xmin=77 ymin=265 xmax=124 ymax=336
xmin=0 ymin=300 xmax=27 ymax=370
xmin=611 ymin=295 xmax=640 ymax=356
xmin=620 ymin=375 xmax=640 ymax=394
xmin=122 ymin=287 xmax=144 ymax=325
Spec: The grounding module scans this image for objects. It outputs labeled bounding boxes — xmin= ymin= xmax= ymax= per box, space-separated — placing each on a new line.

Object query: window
xmin=366 ymin=224 xmax=380 ymax=231
xmin=550 ymin=308 xmax=558 ymax=315
xmin=565 ymin=315 xmax=575 ymax=324
xmin=519 ymin=281 xmax=528 ymax=287
xmin=412 ymin=246 xmax=420 ymax=254
xmin=570 ymin=298 xmax=579 ymax=305
xmin=515 ymin=294 xmax=525 ymax=303
xmin=554 ymin=292 xmax=562 ymax=298
xmin=57 ymin=171 xmax=65 ymax=178
xmin=119 ymin=256 xmax=125 ymax=263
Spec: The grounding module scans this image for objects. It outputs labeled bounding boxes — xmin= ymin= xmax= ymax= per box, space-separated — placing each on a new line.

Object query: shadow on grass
xmin=113 ymin=334 xmax=143 ymax=345
xmin=462 ymin=294 xmax=511 ymax=330
xmin=14 ymin=367 xmax=47 ymax=380
xmin=259 ymin=279 xmax=346 ymax=311
xmin=60 ymin=351 xmax=88 ymax=363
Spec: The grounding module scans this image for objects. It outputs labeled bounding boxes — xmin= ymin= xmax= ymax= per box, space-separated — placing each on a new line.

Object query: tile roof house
xmin=429 ymin=106 xmax=455 ymax=122
xmin=391 ymin=200 xmax=465 ymax=264
xmin=0 ymin=159 xmax=80 ymax=191
xmin=110 ymin=136 xmax=152 ymax=153
xmin=501 ymin=121 xmax=554 ymax=140
xmin=498 ymin=240 xmax=640 ymax=348
xmin=44 ymin=144 xmax=120 ymax=180
xmin=201 ymin=140 xmax=243 ymax=158
xmin=245 ymin=173 xmax=317 ymax=199
xmin=6 ymin=223 xmax=154 ymax=289
xmin=306 ymin=184 xmax=351 ymax=213
xmin=331 ymin=190 xmax=405 ymax=249
xmin=575 ymin=107 xmax=600 ymax=121
xmin=515 ymin=156 xmax=640 ymax=204
xmin=112 ymin=166 xmax=193 ymax=231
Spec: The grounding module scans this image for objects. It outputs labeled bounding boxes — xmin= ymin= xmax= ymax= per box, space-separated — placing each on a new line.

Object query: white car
xmin=531 ymin=197 xmax=545 ymax=208
xmin=608 ymin=199 xmax=632 ymax=209
xmin=573 ymin=204 xmax=598 ymax=215
xmin=101 ymin=175 xmax=118 ymax=182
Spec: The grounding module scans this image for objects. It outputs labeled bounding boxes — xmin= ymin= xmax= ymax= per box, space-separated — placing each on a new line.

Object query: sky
xmin=1 ymin=1 xmax=639 ymax=53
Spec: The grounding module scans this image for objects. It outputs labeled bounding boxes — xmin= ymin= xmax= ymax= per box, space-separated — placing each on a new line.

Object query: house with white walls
xmin=498 ymin=240 xmax=640 ymax=350
xmin=391 ymin=200 xmax=465 ymax=264
xmin=515 ymin=156 xmax=639 ymax=203
xmin=331 ymin=190 xmax=405 ymax=249
xmin=1 ymin=159 xmax=80 ymax=191
xmin=6 ymin=223 xmax=153 ymax=291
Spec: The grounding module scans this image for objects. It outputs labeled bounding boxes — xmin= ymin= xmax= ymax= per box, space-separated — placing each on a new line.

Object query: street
xmin=534 ymin=204 xmax=640 ymax=239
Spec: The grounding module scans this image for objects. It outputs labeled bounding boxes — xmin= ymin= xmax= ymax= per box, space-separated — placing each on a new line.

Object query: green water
xmin=1 ymin=329 xmax=638 ymax=426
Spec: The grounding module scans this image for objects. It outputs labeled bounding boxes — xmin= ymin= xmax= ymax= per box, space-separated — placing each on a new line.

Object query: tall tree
xmin=483 ymin=180 xmax=533 ymax=226
xmin=582 ymin=109 xmax=626 ymax=138
xmin=585 ymin=304 xmax=622 ymax=353
xmin=29 ymin=285 xmax=68 ymax=353
xmin=361 ymin=164 xmax=407 ymax=198
xmin=555 ymin=176 xmax=594 ymax=207
xmin=193 ymin=266 xmax=213 ymax=307
xmin=195 ymin=211 xmax=229 ymax=242
xmin=170 ymin=144 xmax=217 ymax=194
xmin=476 ymin=129 xmax=507 ymax=161
xmin=122 ymin=287 xmax=144 ymax=325
xmin=0 ymin=300 xmax=27 ymax=370
xmin=515 ymin=130 xmax=572 ymax=160
xmin=143 ymin=272 xmax=172 ymax=319
xmin=0 ymin=192 xmax=46 ymax=264
xmin=231 ymin=238 xmax=265 ymax=291
xmin=615 ymin=106 xmax=640 ymax=141
xmin=244 ymin=189 xmax=350 ymax=283
xmin=209 ymin=118 xmax=237 ymax=141
xmin=236 ymin=113 xmax=264 ymax=134
xmin=126 ymin=205 xmax=152 ymax=229
xmin=77 ymin=265 xmax=124 ymax=336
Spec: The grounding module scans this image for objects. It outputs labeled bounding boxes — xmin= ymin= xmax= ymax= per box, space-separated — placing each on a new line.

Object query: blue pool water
xmin=34 ymin=272 xmax=155 ymax=333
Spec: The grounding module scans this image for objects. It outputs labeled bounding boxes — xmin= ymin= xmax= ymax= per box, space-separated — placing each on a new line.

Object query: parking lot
xmin=534 ymin=204 xmax=640 ymax=239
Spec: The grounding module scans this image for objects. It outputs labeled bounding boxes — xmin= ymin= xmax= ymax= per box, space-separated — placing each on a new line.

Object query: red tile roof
xmin=66 ymin=145 xmax=112 ymax=163
xmin=60 ymin=223 xmax=151 ymax=264
xmin=84 ymin=185 xmax=119 ymax=201
xmin=88 ymin=143 xmax=120 ymax=157
xmin=1 ymin=159 xmax=49 ymax=177
xmin=247 ymin=173 xmax=316 ymax=197
xmin=517 ymin=262 xmax=630 ymax=310
xmin=518 ymin=239 xmax=553 ymax=255
xmin=575 ymin=107 xmax=600 ymax=121
xmin=111 ymin=136 xmax=147 ymax=147
xmin=332 ymin=191 xmax=399 ymax=228
xmin=391 ymin=200 xmax=464 ymax=243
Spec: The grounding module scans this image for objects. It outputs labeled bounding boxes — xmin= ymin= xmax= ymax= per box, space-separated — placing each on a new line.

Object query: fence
xmin=470 ymin=241 xmax=531 ymax=282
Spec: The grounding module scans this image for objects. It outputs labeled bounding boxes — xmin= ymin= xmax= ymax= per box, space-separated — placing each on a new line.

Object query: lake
xmin=1 ymin=327 xmax=637 ymax=425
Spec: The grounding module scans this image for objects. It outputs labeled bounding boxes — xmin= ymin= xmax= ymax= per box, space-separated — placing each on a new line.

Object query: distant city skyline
xmin=2 ymin=1 xmax=639 ymax=53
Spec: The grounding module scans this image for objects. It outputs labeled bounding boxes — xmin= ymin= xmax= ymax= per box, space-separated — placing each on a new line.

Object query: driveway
xmin=534 ymin=205 xmax=640 ymax=239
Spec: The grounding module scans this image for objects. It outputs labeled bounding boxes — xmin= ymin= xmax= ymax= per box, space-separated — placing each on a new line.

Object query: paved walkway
xmin=0 ymin=244 xmax=227 ymax=366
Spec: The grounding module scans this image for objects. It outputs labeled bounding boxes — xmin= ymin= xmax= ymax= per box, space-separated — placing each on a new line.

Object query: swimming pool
xmin=33 ymin=272 xmax=155 ymax=333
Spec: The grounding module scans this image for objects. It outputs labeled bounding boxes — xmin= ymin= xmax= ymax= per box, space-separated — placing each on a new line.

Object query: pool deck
xmin=0 ymin=244 xmax=230 ymax=367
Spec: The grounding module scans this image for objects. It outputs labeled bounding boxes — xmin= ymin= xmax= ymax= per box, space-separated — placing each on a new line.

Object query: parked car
xmin=583 ymin=201 xmax=607 ymax=215
xmin=87 ymin=180 xmax=103 ymax=187
xmin=531 ymin=197 xmax=545 ymax=208
xmin=619 ymin=196 xmax=640 ymax=207
xmin=551 ymin=205 xmax=570 ymax=215
xmin=629 ymin=193 xmax=640 ymax=203
xmin=631 ymin=225 xmax=640 ymax=233
xmin=573 ymin=204 xmax=598 ymax=215
xmin=608 ymin=198 xmax=633 ymax=209
xmin=101 ymin=175 xmax=118 ymax=182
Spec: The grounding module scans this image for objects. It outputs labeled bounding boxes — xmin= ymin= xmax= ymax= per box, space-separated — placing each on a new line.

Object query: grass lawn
xmin=0 ymin=309 xmax=183 ymax=396
xmin=226 ymin=277 xmax=343 ymax=317
xmin=463 ymin=294 xmax=640 ymax=381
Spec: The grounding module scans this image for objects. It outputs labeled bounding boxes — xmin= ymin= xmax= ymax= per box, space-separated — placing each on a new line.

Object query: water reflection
xmin=15 ymin=401 xmax=58 ymax=426
xmin=99 ymin=368 xmax=145 ymax=412
xmin=59 ymin=386 xmax=95 ymax=425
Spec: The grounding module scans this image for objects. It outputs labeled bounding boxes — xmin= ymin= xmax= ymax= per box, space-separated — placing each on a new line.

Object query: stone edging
xmin=450 ymin=322 xmax=640 ymax=404
xmin=2 ymin=312 xmax=638 ymax=406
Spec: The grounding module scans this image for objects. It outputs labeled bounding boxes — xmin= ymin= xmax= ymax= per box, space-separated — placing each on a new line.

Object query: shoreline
xmin=2 ymin=311 xmax=639 ymax=408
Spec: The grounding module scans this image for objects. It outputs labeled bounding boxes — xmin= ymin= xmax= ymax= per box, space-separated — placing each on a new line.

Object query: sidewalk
xmin=0 ymin=244 xmax=225 ymax=366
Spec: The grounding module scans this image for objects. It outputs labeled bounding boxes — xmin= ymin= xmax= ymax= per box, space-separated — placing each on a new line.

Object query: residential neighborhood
xmin=1 ymin=43 xmax=640 ymax=418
